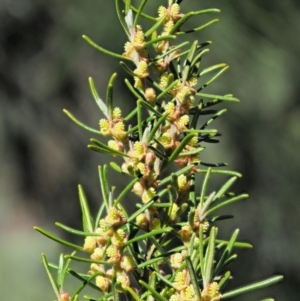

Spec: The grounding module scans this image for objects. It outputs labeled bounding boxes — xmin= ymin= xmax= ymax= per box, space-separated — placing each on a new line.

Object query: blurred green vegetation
xmin=1 ymin=0 xmax=299 ymax=300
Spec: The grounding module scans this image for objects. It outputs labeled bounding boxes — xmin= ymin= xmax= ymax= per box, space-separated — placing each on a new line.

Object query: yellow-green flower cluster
xmin=83 ymin=206 xmax=135 ymax=292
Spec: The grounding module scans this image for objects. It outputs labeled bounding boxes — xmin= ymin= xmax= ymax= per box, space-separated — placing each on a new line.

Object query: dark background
xmin=1 ymin=0 xmax=299 ymax=300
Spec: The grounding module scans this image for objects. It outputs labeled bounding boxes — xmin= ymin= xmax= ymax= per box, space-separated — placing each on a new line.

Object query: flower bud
xmin=145 ymin=88 xmax=156 ymax=105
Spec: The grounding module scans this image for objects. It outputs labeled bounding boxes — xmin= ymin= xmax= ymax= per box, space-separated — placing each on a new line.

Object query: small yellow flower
xmin=145 ymin=87 xmax=156 ymax=105
xmin=120 ymin=255 xmax=135 ymax=272
xmin=170 ymin=3 xmax=180 ymax=17
xmin=116 ymin=274 xmax=130 ymax=289
xmin=108 ymin=140 xmax=119 ymax=152
xmin=149 ymin=218 xmax=161 ymax=230
xmin=134 ymin=60 xmax=149 ymax=78
xmin=158 ymin=6 xmax=167 ymax=19
xmin=133 ymin=141 xmax=144 ymax=157
xmin=112 ymin=107 xmax=122 ymax=119
xmin=159 ymin=73 xmax=169 ymax=89
xmin=136 ymin=213 xmax=148 ymax=228
xmin=178 ymin=224 xmax=192 ymax=242
xmin=189 ymin=134 xmax=199 ymax=147
xmin=105 ymin=207 xmax=126 ymax=228
xmin=165 ymin=102 xmax=175 ymax=115
xmin=163 ymin=20 xmax=174 ymax=34
xmin=132 ymin=25 xmax=145 ymax=50
xmin=111 ymin=229 xmax=126 ymax=247
xmin=91 ymin=247 xmax=105 ymax=261
xmin=142 ymin=187 xmax=156 ymax=203
xmin=99 ymin=119 xmax=110 ymax=136
xmin=106 ymin=245 xmax=121 ymax=263
xmin=132 ymin=181 xmax=144 ymax=197
xmin=111 ymin=121 xmax=127 ymax=141
xmin=96 ymin=275 xmax=111 ymax=292
xmin=134 ymin=76 xmax=143 ymax=89
xmin=159 ymin=132 xmax=172 ymax=149
xmin=169 ymin=294 xmax=181 ymax=301
xmin=184 ymin=284 xmax=196 ymax=300
xmin=170 ymin=203 xmax=179 ymax=221
xmin=137 ymin=162 xmax=147 ymax=175
xmin=189 ymin=76 xmax=198 ymax=87
xmin=202 ymin=282 xmax=221 ymax=301
xmin=208 ymin=282 xmax=220 ymax=297
xmin=176 ymin=86 xmax=191 ymax=103
xmin=177 ymin=174 xmax=187 ymax=190
xmin=178 ymin=115 xmax=189 ymax=127
xmin=83 ymin=236 xmax=97 ymax=253
xmin=170 ymin=252 xmax=184 ymax=269
xmin=173 ymin=269 xmax=188 ymax=290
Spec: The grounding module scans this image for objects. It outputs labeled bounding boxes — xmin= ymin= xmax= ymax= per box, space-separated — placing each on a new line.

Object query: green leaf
xmin=57 ymin=253 xmax=64 ymax=290
xmin=115 ymin=0 xmax=130 ymax=35
xmin=55 ymin=222 xmax=99 ymax=237
xmin=214 ymin=229 xmax=239 ymax=277
xmin=203 ymin=226 xmax=217 ymax=287
xmin=124 ymin=78 xmax=143 ymax=100
xmin=168 ymin=132 xmax=197 ymax=163
xmin=206 ymin=193 xmax=249 ymax=215
xmin=63 ymin=109 xmax=102 ymax=135
xmin=159 ymin=164 xmax=197 ymax=186
xmin=68 ymin=269 xmax=102 ymax=292
xmin=88 ymin=77 xmax=108 ymax=117
xmin=115 ymin=177 xmax=139 ymax=205
xmin=78 ymin=185 xmax=94 ymax=233
xmin=41 ymin=254 xmax=60 ymax=300
xmin=198 ymin=168 xmax=242 ymax=177
xmin=34 ymin=227 xmax=84 ymax=251
xmin=213 ymin=176 xmax=238 ymax=202
xmin=83 ymin=35 xmax=130 ymax=61
xmin=61 ymin=251 xmax=75 ymax=292
xmin=89 ymin=138 xmax=129 ymax=157
xmin=186 ymin=256 xmax=202 ymax=300
xmin=218 ymin=271 xmax=231 ymax=289
xmin=125 ymin=227 xmax=172 ymax=246
xmin=199 ymin=65 xmax=229 ymax=90
xmin=196 ymin=92 xmax=240 ymax=102
xmin=221 ymin=276 xmax=283 ymax=299
xmin=120 ymin=61 xmax=136 ymax=78
xmin=109 ymin=161 xmax=122 ymax=173
xmin=147 ymin=112 xmax=169 ymax=144
xmin=98 ymin=165 xmax=109 ymax=209
xmin=95 ymin=200 xmax=106 ymax=229
xmin=127 ymin=200 xmax=155 ymax=223
xmin=128 ymin=3 xmax=156 ymax=21
xmin=72 ymin=271 xmax=102 ymax=299
xmin=147 ymin=272 xmax=157 ymax=301
xmin=64 ymin=254 xmax=109 ymax=265
xmin=178 ymin=19 xmax=219 ymax=35
xmin=144 ymin=35 xmax=176 ymax=48
xmin=215 ymin=239 xmax=253 ymax=249
xmin=137 ymin=257 xmax=163 ymax=269
xmin=144 ymin=15 xmax=166 ymax=38
xmin=156 ymin=79 xmax=179 ymax=100
xmin=139 ymin=280 xmax=168 ymax=301
xmin=181 ymin=40 xmax=198 ymax=84
xmin=106 ymin=73 xmax=117 ymax=119
xmin=133 ymin=0 xmax=148 ymax=27
xmin=200 ymin=167 xmax=211 ymax=206
xmin=198 ymin=224 xmax=205 ymax=277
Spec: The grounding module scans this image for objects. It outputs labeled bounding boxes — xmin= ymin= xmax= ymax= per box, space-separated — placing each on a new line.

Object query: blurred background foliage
xmin=1 ymin=0 xmax=299 ymax=300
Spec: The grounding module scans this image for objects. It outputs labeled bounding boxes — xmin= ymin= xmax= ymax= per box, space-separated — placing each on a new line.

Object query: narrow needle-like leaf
xmin=78 ymin=185 xmax=93 ymax=233
xmin=34 ymin=227 xmax=84 ymax=251
xmin=41 ymin=254 xmax=60 ymax=300
xmin=221 ymin=276 xmax=284 ymax=299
